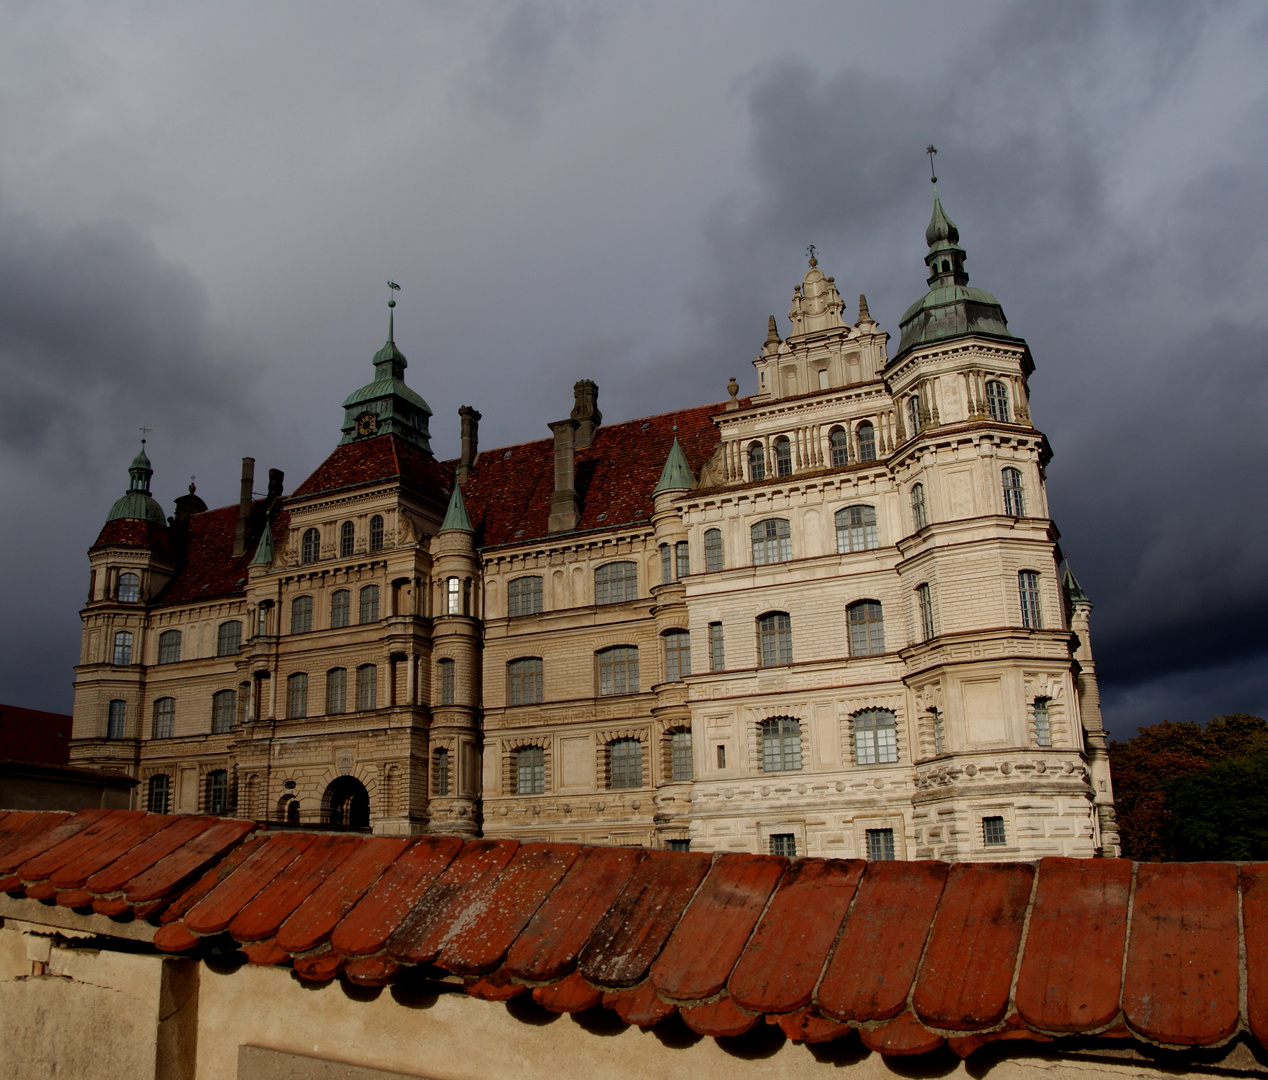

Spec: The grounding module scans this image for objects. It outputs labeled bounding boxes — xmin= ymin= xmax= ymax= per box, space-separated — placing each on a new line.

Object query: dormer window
xmin=116 ymin=572 xmax=140 ymax=603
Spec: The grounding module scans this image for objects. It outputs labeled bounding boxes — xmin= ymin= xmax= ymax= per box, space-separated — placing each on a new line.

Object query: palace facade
xmin=69 ymin=192 xmax=1119 ymax=860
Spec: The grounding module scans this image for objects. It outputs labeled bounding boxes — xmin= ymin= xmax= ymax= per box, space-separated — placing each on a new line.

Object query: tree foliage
xmin=1109 ymin=714 xmax=1268 ymax=860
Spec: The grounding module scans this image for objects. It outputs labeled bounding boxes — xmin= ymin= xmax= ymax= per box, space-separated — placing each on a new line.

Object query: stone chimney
xmin=548 ymin=419 xmax=581 ymax=533
xmin=233 ymin=457 xmax=255 ymax=557
xmin=570 ymin=380 xmax=602 ymax=450
xmin=457 ymin=406 xmax=481 ymax=485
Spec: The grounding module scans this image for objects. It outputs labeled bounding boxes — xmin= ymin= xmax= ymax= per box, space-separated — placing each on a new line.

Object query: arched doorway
xmin=323 ymin=776 xmax=370 ymax=828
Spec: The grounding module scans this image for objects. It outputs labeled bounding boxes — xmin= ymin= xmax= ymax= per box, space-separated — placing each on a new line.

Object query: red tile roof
xmin=290 ymin=435 xmax=453 ymax=502
xmin=2 ymin=808 xmax=1265 ymax=1060
xmin=90 ymin=518 xmax=173 ymax=556
xmin=0 ymin=704 xmax=73 ymax=767
xmin=152 ymin=503 xmax=289 ymax=608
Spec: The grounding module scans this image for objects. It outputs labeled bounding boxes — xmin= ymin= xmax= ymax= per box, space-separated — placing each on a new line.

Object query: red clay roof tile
xmin=533 ymin=972 xmax=603 ymax=1014
xmin=294 ymin=950 xmax=345 ymax=982
xmin=578 ymin=850 xmax=711 ymax=989
xmin=911 ymin=863 xmax=1034 ymax=1031
xmin=1123 ymin=862 xmax=1240 ymax=1046
xmin=503 ymin=845 xmax=644 ymax=982
xmin=815 ymin=860 xmax=946 ymax=1022
xmin=227 ymin=835 xmax=361 ymax=943
xmin=47 ymin=813 xmax=176 ymax=889
xmin=0 ymin=812 xmax=68 ymax=865
xmin=679 ymin=997 xmax=760 ymax=1037
xmin=290 ymin=435 xmax=452 ymax=503
xmin=729 ymin=857 xmax=866 ymax=1015
xmin=184 ymin=833 xmax=318 ymax=936
xmin=464 ymin=971 xmax=527 ymax=1001
xmin=13 ymin=810 xmax=140 ymax=882
xmin=344 ymin=954 xmax=400 ymax=987
xmin=1014 ymin=857 xmax=1132 ymax=1033
xmin=158 ymin=835 xmax=270 ymax=927
xmin=859 ymin=1012 xmax=946 ymax=1056
xmin=1242 ymin=865 xmax=1268 ymax=1048
xmin=126 ymin=818 xmax=258 ymax=904
xmin=603 ymin=983 xmax=677 ymax=1027
xmin=153 ymin=922 xmax=202 ymax=953
xmin=650 ymin=852 xmax=786 ymax=1002
xmin=53 ymin=888 xmax=95 ymax=909
xmin=0 ymin=809 xmax=111 ymax=873
xmin=777 ymin=1008 xmax=853 ymax=1045
xmin=86 ymin=816 xmax=221 ymax=895
xmin=242 ymin=938 xmax=290 ymax=967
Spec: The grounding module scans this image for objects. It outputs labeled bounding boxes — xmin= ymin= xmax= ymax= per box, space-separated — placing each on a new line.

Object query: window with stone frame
xmin=829 ymin=427 xmax=849 ymax=467
xmin=704 ymin=529 xmax=724 ymax=572
xmin=113 ymin=631 xmax=133 ymax=666
xmin=854 ymin=709 xmax=899 ymax=766
xmin=1033 ymin=697 xmax=1053 ymax=747
xmin=340 ymin=520 xmax=355 ymax=558
xmin=326 ymin=668 xmax=347 ymax=714
xmin=930 ymin=707 xmax=946 ymax=755
xmin=907 ymin=395 xmax=921 ymax=437
xmin=983 ymin=816 xmax=1008 ymax=846
xmin=290 ymin=595 xmax=313 ymax=634
xmin=205 ymin=770 xmax=229 ymax=815
xmin=856 ymin=421 xmax=877 ymax=462
xmin=775 ymin=437 xmax=793 ymax=477
xmin=769 ymin=833 xmax=797 ymax=857
xmin=758 ymin=612 xmax=792 ymax=667
xmin=107 ymin=699 xmax=127 ymax=739
xmin=760 ymin=716 xmax=802 ymax=772
xmin=359 ymin=585 xmax=380 ymax=623
xmin=301 ymin=528 xmax=320 ymax=564
xmin=436 ymin=659 xmax=454 ymax=705
xmin=663 ymin=630 xmax=691 ymax=682
xmin=147 ymin=773 xmax=171 ymax=814
xmin=286 ymin=673 xmax=308 ymax=719
xmin=669 ymin=729 xmax=692 ymax=782
xmin=866 ymin=828 xmax=896 ymax=861
xmin=667 ymin=839 xmax=691 ymax=852
xmin=708 ymin=621 xmax=725 ymax=671
xmin=217 ymin=620 xmax=242 ymax=657
xmin=659 ymin=544 xmax=672 ymax=584
xmin=1019 ymin=571 xmax=1043 ymax=629
xmin=369 ymin=515 xmax=384 ymax=552
xmin=594 ymin=561 xmax=638 ymax=605
xmin=607 ymin=738 xmax=643 ymax=789
xmin=751 ymin=518 xmax=792 ymax=565
xmin=515 ymin=746 xmax=546 ymax=795
xmin=212 ymin=689 xmax=236 ymax=734
xmin=911 ymin=482 xmax=929 ymax=530
xmin=916 ymin=583 xmax=935 ymax=642
xmin=117 ymin=572 xmax=140 ymax=602
xmin=986 ymin=380 xmax=1011 ymax=422
xmin=446 ymin=576 xmax=460 ymax=615
xmin=157 ymin=629 xmax=182 ymax=665
xmin=330 ymin=589 xmax=351 ymax=629
xmin=1002 ymin=467 xmax=1025 ymax=517
xmin=433 ymin=748 xmax=450 ymax=797
xmin=748 ymin=442 xmax=766 ymax=480
xmin=507 ymin=575 xmax=543 ymax=617
xmin=675 ymin=541 xmax=689 ymax=580
xmin=507 ymin=657 xmax=543 ymax=705
xmin=356 ymin=664 xmax=378 ymax=711
xmin=152 ymin=697 xmax=175 ymax=740
xmin=597 ymin=646 xmax=639 ymax=696
xmin=847 ymin=600 xmax=886 ymax=657
xmin=835 ymin=505 xmax=879 ymax=553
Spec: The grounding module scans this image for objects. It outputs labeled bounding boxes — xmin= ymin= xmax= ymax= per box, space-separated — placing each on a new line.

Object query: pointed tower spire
xmin=1062 ymin=565 xmax=1091 ymax=606
xmin=439 ymin=483 xmax=473 ymax=533
xmin=105 ymin=437 xmax=166 ymax=524
xmin=653 ymin=438 xmax=695 ymax=494
xmin=249 ymin=519 xmax=275 ymax=566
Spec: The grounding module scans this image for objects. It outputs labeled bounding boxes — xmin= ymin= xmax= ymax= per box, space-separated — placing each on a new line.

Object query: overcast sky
xmin=2 ymin=1 xmax=1265 ymax=739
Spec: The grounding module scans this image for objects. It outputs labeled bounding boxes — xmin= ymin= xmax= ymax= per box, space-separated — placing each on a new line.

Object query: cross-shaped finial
xmin=806 ymin=244 xmax=817 ymax=267
xmin=926 ymin=144 xmax=938 ymax=184
xmin=138 ymin=425 xmax=152 ymax=442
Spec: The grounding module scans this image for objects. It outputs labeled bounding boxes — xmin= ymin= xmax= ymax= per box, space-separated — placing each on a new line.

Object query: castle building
xmin=69 ymin=192 xmax=1119 ymax=860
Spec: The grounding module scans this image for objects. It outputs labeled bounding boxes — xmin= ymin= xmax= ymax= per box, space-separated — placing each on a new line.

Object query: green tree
xmin=1166 ymin=751 xmax=1268 ymax=860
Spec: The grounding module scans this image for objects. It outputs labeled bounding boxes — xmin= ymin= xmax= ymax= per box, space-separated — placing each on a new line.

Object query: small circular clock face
xmin=357 ymin=412 xmax=378 ymax=436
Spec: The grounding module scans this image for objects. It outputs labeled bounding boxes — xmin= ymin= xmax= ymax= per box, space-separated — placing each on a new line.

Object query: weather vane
xmin=926 ymin=144 xmax=938 ymax=184
xmin=387 ymin=280 xmax=400 ymax=308
xmin=138 ymin=424 xmax=152 ymax=444
xmin=806 ymin=244 xmax=817 ymax=266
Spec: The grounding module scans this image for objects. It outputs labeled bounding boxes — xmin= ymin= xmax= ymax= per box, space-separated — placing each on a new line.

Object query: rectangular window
xmin=716 ymin=744 xmax=726 ymax=769
xmin=866 ymin=828 xmax=896 ymax=861
xmin=437 ymin=659 xmax=454 ymax=706
xmin=911 ymin=483 xmax=928 ymax=530
xmin=769 ymin=833 xmax=797 ymax=857
xmin=983 ymin=816 xmax=1008 ymax=846
xmin=670 ymin=730 xmax=692 ymax=782
xmin=217 ymin=621 xmax=242 ymax=657
xmin=1019 ymin=571 xmax=1043 ymax=629
xmin=708 ymin=622 xmax=725 ymax=672
xmin=516 ymin=746 xmax=546 ymax=795
xmin=848 ymin=602 xmax=886 ymax=657
xmin=290 ymin=595 xmax=313 ymax=634
xmin=434 ymin=748 xmax=450 ymax=797
xmin=835 ymin=505 xmax=879 ymax=553
xmin=330 ymin=590 xmax=350 ymax=629
xmin=704 ymin=529 xmax=724 ymax=573
xmin=113 ymin=631 xmax=133 ymax=666
xmin=205 ymin=771 xmax=228 ymax=816
xmin=152 ymin=698 xmax=175 ymax=740
xmin=212 ymin=690 xmax=235 ymax=734
xmin=507 ymin=576 xmax=543 ymax=617
xmin=107 ymin=700 xmax=127 ymax=740
xmin=751 ymin=519 xmax=792 ymax=566
xmin=598 ymin=647 xmax=639 ymax=696
xmin=595 ymin=562 xmax=638 ymax=605
xmin=917 ymin=583 xmax=935 ymax=641
xmin=508 ymin=658 xmax=543 ymax=706
xmin=356 ymin=664 xmax=378 ymax=711
xmin=660 ymin=544 xmax=672 ymax=584
xmin=931 ymin=707 xmax=946 ymax=755
xmin=608 ymin=739 xmax=643 ymax=789
xmin=758 ymin=613 xmax=793 ymax=667
xmin=1034 ymin=698 xmax=1052 ymax=747
xmin=326 ymin=668 xmax=347 ymax=714
xmin=157 ymin=630 xmax=181 ymax=665
xmin=675 ymin=541 xmax=690 ymax=580
xmin=287 ymin=673 xmax=308 ymax=719
xmin=663 ymin=631 xmax=691 ymax=682
xmin=359 ymin=585 xmax=380 ymax=624
xmin=667 ymin=839 xmax=691 ymax=852
xmin=446 ymin=577 xmax=460 ymax=615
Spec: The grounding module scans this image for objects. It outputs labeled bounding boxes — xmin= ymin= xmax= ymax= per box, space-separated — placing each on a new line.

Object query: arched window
xmin=287 ymin=799 xmax=301 ymax=824
xmin=287 ymin=673 xmax=308 ymax=718
xmin=446 ymin=576 xmax=460 ymax=614
xmin=340 ymin=520 xmax=355 ymax=558
xmin=152 ymin=697 xmax=175 ymax=739
xmin=704 ymin=529 xmax=724 ymax=572
xmin=669 ymin=729 xmax=692 ymax=782
xmin=1019 ymin=571 xmax=1043 ymax=629
xmin=356 ymin=664 xmax=378 ymax=710
xmin=748 ymin=442 xmax=766 ymax=481
xmin=911 ymin=483 xmax=928 ymax=530
xmin=508 ymin=657 xmax=543 ymax=705
xmin=775 ymin=437 xmax=793 ymax=477
xmin=594 ymin=561 xmax=637 ymax=605
xmin=847 ymin=601 xmax=886 ymax=657
xmin=436 ymin=659 xmax=454 ymax=705
xmin=835 ymin=505 xmax=879 ymax=553
xmin=359 ymin=584 xmax=380 ymax=623
xmin=751 ymin=518 xmax=791 ymax=565
xmin=330 ymin=589 xmax=351 ymax=629
xmin=515 ymin=746 xmax=545 ymax=795
xmin=854 ymin=709 xmax=899 ymax=765
xmin=290 ymin=595 xmax=313 ymax=634
xmin=829 ymin=427 xmax=849 ymax=467
xmin=212 ymin=689 xmax=236 ymax=734
xmin=608 ymin=739 xmax=643 ymax=789
xmin=760 ymin=717 xmax=802 ymax=772
xmin=986 ymin=380 xmax=1011 ymax=422
xmin=205 ymin=770 xmax=229 ymax=815
xmin=507 ymin=576 xmax=543 ymax=617
xmin=433 ymin=748 xmax=450 ymax=797
xmin=663 ymin=630 xmax=691 ymax=682
xmin=916 ymin=583 xmax=935 ymax=642
xmin=1002 ymin=467 xmax=1025 ymax=517
xmin=597 ymin=646 xmax=638 ymax=696
xmin=107 ymin=699 xmax=127 ymax=739
xmin=757 ymin=612 xmax=792 ymax=667
xmin=856 ymin=421 xmax=877 ymax=462
xmin=217 ymin=620 xmax=242 ymax=657
xmin=147 ymin=774 xmax=171 ymax=814
xmin=1033 ymin=697 xmax=1053 ymax=747
xmin=301 ymin=528 xmax=320 ymax=564
xmin=157 ymin=629 xmax=181 ymax=665
xmin=369 ymin=515 xmax=384 ymax=552
xmin=113 ymin=631 xmax=133 ymax=666
xmin=117 ymin=572 xmax=140 ymax=603
xmin=326 ymin=668 xmax=347 ymax=714
xmin=907 ymin=396 xmax=921 ymax=437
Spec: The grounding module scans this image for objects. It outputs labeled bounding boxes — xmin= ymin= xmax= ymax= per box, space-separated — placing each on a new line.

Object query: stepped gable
xmin=457 ymin=401 xmax=732 ymax=549
xmin=151 ymin=503 xmax=290 ymax=607
xmin=1 ymin=807 xmax=1264 ymax=1061
xmin=291 ymin=432 xmax=452 ymax=502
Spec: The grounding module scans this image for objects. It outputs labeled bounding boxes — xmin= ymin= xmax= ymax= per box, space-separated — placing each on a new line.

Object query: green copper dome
xmin=894 ymin=189 xmax=1014 ymax=361
xmin=339 ymin=304 xmax=433 ymax=451
xmin=653 ymin=438 xmax=695 ymax=493
xmin=105 ymin=443 xmax=166 ymax=525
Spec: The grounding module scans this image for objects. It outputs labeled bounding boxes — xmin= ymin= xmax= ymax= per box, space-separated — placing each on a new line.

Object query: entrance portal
xmin=322 ymin=776 xmax=370 ymax=828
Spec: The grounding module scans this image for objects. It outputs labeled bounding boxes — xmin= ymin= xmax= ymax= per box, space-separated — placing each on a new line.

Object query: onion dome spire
xmin=105 ymin=435 xmax=166 ymax=525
